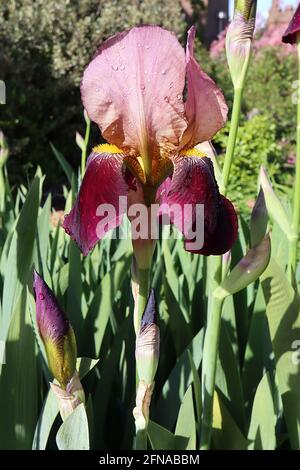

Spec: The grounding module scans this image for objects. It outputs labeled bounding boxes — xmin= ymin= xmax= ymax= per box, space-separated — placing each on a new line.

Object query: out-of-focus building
xmin=180 ymin=0 xmax=229 ymax=46
xmin=268 ymin=0 xmax=295 ymax=26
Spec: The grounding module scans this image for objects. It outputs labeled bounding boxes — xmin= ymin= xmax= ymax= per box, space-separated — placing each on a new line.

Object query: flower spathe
xmin=33 ymin=270 xmax=77 ymax=388
xmin=64 ymin=25 xmax=238 ymax=256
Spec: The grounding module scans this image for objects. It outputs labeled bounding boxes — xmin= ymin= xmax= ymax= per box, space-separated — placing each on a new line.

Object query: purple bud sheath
xmin=140 ymin=289 xmax=157 ymax=331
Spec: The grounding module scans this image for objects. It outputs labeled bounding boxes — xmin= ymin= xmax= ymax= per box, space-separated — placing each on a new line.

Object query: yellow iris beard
xmin=93 ymin=143 xmax=123 ymax=154
xmin=181 ymin=148 xmax=206 ymax=158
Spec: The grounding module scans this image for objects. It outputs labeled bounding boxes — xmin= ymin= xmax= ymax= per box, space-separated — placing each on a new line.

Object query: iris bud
xmin=135 ymin=289 xmax=160 ymax=385
xmin=33 ymin=270 xmax=77 ymax=388
xmin=226 ymin=0 xmax=257 ymax=88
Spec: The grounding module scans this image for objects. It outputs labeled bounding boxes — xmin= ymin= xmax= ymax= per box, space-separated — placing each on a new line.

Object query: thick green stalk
xmin=200 ymin=85 xmax=245 ymax=450
xmin=220 ymin=86 xmax=243 ymax=195
xmin=288 ymin=41 xmax=300 ymax=273
xmin=134 ymin=267 xmax=150 ymax=450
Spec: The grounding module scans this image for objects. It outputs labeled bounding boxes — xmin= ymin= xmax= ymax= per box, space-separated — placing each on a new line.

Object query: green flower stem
xmin=81 ymin=116 xmax=91 ymax=178
xmin=200 ymin=84 xmax=245 ymax=450
xmin=135 ymin=267 xmax=150 ymax=450
xmin=220 ymin=86 xmax=243 ymax=195
xmin=288 ymin=41 xmax=300 ymax=273
xmin=200 ymin=293 xmax=224 ymax=450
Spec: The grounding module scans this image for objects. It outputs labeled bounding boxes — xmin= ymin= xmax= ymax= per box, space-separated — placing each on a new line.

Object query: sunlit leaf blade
xmin=212 ymin=391 xmax=247 ymax=450
xmin=163 ymin=240 xmax=190 ymax=323
xmin=248 ymin=372 xmax=276 ymax=450
xmin=56 ymin=403 xmax=89 ymax=450
xmin=33 ymin=194 xmax=51 ymax=280
xmin=83 ymin=254 xmax=131 ymax=357
xmin=67 ymin=175 xmax=83 ymax=344
xmin=261 ymin=259 xmax=300 ymax=449
xmin=216 ymin=321 xmax=245 ymax=432
xmin=188 ymin=351 xmax=202 ymax=425
xmin=175 ymin=385 xmax=196 ymax=450
xmin=76 ymin=357 xmax=99 ymax=378
xmin=154 ymin=328 xmax=203 ymax=430
xmin=0 ymin=290 xmax=38 ymax=449
xmin=32 ymin=387 xmax=58 ymax=450
xmin=259 ymin=166 xmax=292 ymax=240
xmin=242 ymin=285 xmax=273 ymax=413
xmin=148 ymin=420 xmax=188 ymax=451
xmin=1 ymin=176 xmax=40 ymax=342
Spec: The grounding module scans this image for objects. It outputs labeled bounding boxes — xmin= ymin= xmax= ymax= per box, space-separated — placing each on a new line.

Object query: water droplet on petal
xmin=121 ymin=44 xmax=125 ymax=50
xmin=164 ymin=96 xmax=170 ymax=103
xmin=120 ymin=64 xmax=125 ymax=71
xmin=137 ymin=43 xmax=141 ymax=47
xmin=39 ymin=293 xmax=45 ymax=301
xmin=124 ymin=74 xmax=128 ymax=79
xmin=177 ymin=94 xmax=182 ymax=101
xmin=112 ymin=65 xmax=118 ymax=71
xmin=169 ymin=82 xmax=173 ymax=89
xmin=161 ymin=69 xmax=166 ymax=75
xmin=147 ymin=78 xmax=151 ymax=83
xmin=141 ymin=84 xmax=145 ymax=90
xmin=145 ymin=44 xmax=149 ymax=49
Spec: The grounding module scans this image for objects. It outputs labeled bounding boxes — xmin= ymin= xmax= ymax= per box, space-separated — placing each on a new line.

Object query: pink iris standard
xmin=63 ymin=25 xmax=238 ymax=256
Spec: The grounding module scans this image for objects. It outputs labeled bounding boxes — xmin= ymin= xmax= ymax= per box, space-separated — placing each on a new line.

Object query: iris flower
xmin=63 ymin=26 xmax=238 ymax=256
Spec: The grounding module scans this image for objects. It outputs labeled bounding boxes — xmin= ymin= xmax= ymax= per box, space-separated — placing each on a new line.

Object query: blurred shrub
xmin=214 ymin=114 xmax=284 ymax=214
xmin=0 ymin=0 xmax=185 ymax=191
xmin=207 ymin=46 xmax=297 ymax=135
xmin=244 ymin=47 xmax=297 ymax=143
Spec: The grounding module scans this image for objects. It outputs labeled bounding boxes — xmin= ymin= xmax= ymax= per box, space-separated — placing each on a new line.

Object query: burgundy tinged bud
xmin=33 ymin=270 xmax=77 ymax=388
